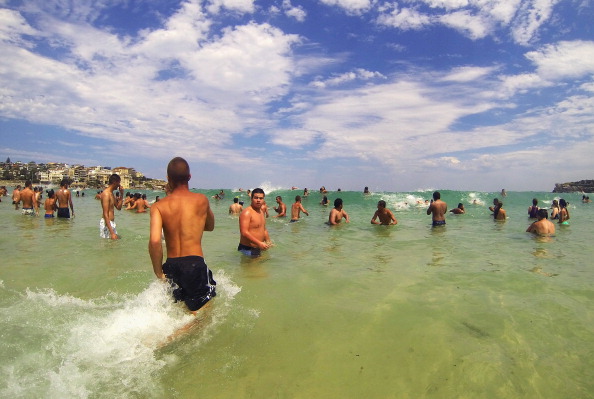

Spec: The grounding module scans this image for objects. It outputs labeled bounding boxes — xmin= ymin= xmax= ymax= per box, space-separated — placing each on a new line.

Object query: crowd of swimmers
xmin=1 ymin=156 xmax=586 ymax=322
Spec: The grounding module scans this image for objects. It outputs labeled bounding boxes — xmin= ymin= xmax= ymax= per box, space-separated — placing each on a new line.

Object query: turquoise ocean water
xmin=1 ymin=186 xmax=593 ymax=398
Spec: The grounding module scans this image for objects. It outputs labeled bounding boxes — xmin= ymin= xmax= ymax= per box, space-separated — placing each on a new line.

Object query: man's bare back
xmin=151 ymin=189 xmax=214 ymax=262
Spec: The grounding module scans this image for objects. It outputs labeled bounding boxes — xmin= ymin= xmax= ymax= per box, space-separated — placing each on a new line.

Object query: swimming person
xmin=449 ymin=203 xmax=465 ymax=214
xmin=238 ymin=188 xmax=271 ymax=257
xmin=328 ymin=198 xmax=349 ymax=225
xmin=526 ymin=209 xmax=555 ymax=236
xmin=149 ymin=157 xmax=216 ymax=314
xmin=426 ymin=191 xmax=447 ymax=226
xmin=99 ymin=174 xmax=124 ymax=239
xmin=56 ymin=178 xmax=74 ymax=218
xmin=290 ymin=195 xmax=309 ymax=222
xmin=370 ymin=200 xmax=397 ymax=225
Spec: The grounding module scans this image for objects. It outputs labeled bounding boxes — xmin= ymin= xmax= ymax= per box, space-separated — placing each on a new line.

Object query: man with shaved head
xmin=149 ymin=157 xmax=216 ymax=314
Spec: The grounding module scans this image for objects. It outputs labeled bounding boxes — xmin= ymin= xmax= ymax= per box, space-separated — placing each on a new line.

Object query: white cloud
xmin=438 ymin=10 xmax=491 ymax=39
xmin=511 ymin=0 xmax=560 ymax=45
xmin=283 ymin=0 xmax=307 ymax=22
xmin=525 ymin=40 xmax=594 ymax=80
xmin=319 ymin=0 xmax=373 ymax=15
xmin=310 ymin=68 xmax=386 ymax=88
xmin=441 ymin=66 xmax=498 ymax=82
xmin=376 ymin=6 xmax=432 ymax=30
xmin=206 ymin=0 xmax=255 ymax=14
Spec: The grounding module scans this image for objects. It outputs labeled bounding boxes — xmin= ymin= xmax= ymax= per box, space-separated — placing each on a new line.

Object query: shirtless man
xmin=526 ymin=209 xmax=555 ymax=236
xmin=371 ymin=200 xmax=397 ymax=225
xmin=12 ymin=185 xmax=21 ymax=210
xmin=489 ymin=198 xmax=507 ymax=221
xmin=328 ymin=198 xmax=349 ymax=225
xmin=99 ymin=174 xmax=124 ymax=239
xmin=56 ymin=179 xmax=75 ymax=218
xmin=229 ymin=197 xmax=243 ymax=215
xmin=131 ymin=193 xmax=151 ymax=213
xmin=427 ymin=191 xmax=447 ymax=226
xmin=18 ymin=180 xmax=38 ymax=215
xmin=273 ymin=195 xmax=287 ymax=217
xmin=149 ymin=157 xmax=216 ymax=314
xmin=290 ymin=195 xmax=309 ymax=222
xmin=238 ymin=188 xmax=271 ymax=257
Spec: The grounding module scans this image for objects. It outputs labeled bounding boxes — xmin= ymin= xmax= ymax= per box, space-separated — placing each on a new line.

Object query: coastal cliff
xmin=553 ymin=180 xmax=594 ymax=193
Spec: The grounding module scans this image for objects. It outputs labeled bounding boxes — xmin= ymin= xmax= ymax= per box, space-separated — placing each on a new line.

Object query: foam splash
xmin=1 ymin=272 xmax=240 ymax=399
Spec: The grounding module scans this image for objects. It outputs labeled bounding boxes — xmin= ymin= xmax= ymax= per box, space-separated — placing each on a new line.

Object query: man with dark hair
xmin=100 ymin=174 xmax=123 ymax=239
xmin=149 ymin=157 xmax=216 ymax=314
xmin=18 ymin=180 xmax=38 ymax=216
xmin=526 ymin=209 xmax=555 ymax=236
xmin=238 ymin=188 xmax=271 ymax=257
xmin=273 ymin=195 xmax=287 ymax=217
xmin=56 ymin=178 xmax=74 ymax=218
xmin=229 ymin=197 xmax=242 ymax=215
xmin=328 ymin=198 xmax=349 ymax=225
xmin=427 ymin=191 xmax=447 ymax=226
xmin=290 ymin=195 xmax=309 ymax=222
xmin=371 ymin=200 xmax=397 ymax=225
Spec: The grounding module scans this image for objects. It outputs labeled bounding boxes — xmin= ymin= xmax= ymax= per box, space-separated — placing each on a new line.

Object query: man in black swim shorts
xmin=149 ymin=157 xmax=216 ymax=314
xmin=162 ymin=256 xmax=216 ymax=311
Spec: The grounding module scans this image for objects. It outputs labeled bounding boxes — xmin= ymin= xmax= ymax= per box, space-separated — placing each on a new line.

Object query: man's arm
xmin=343 ymin=210 xmax=350 ymax=223
xmin=426 ymin=202 xmax=433 ymax=215
xmin=205 ymin=204 xmax=215 ymax=231
xmin=149 ymin=206 xmax=165 ymax=279
xmin=328 ymin=209 xmax=338 ymax=225
xmin=389 ymin=210 xmax=397 ymax=224
xmin=371 ymin=211 xmax=380 ymax=224
xmin=300 ymin=204 xmax=309 ymax=216
xmin=33 ymin=193 xmax=39 ymax=215
xmin=68 ymin=192 xmax=74 ymax=215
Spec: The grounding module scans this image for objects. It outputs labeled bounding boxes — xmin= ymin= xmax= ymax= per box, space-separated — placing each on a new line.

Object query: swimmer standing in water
xmin=149 ymin=157 xmax=216 ymax=314
xmin=427 ymin=191 xmax=447 ymax=226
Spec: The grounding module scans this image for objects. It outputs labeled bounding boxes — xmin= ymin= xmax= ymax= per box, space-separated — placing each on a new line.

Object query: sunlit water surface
xmin=1 ymin=188 xmax=593 ymax=398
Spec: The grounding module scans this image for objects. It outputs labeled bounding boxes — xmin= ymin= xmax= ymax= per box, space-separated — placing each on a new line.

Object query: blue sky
xmin=1 ymin=0 xmax=593 ymax=191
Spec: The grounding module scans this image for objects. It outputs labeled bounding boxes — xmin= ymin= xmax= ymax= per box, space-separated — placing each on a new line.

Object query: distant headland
xmin=552 ymin=180 xmax=594 ymax=193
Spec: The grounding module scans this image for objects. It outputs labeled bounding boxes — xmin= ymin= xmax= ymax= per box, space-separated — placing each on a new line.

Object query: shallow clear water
xmin=1 ymin=188 xmax=593 ymax=398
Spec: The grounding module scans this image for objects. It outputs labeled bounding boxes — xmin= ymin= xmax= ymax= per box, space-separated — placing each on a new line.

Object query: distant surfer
xmin=149 ymin=157 xmax=216 ymax=314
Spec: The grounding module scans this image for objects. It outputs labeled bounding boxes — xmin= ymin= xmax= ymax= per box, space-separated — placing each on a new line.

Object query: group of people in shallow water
xmin=4 ymin=159 xmax=580 ymax=327
xmin=8 ymin=178 xmax=75 ymax=218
